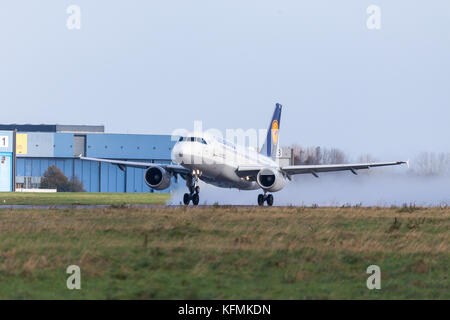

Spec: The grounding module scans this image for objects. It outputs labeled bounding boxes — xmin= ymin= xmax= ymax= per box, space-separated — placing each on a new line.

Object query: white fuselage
xmin=172 ymin=134 xmax=283 ymax=190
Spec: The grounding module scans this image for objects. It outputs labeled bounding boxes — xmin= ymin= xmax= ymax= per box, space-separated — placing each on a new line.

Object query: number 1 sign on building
xmin=0 ymin=136 xmax=8 ymax=148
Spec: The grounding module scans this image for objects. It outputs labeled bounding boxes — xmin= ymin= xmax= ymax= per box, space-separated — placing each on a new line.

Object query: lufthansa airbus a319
xmin=81 ymin=104 xmax=407 ymax=206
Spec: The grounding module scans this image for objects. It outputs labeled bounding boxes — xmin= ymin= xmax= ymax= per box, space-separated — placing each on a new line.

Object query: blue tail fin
xmin=260 ymin=103 xmax=282 ymax=160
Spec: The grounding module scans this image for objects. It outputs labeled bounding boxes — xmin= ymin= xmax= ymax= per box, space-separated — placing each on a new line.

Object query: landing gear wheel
xmin=257 ymin=194 xmax=264 ymax=206
xmin=266 ymin=194 xmax=274 ymax=206
xmin=192 ymin=193 xmax=200 ymax=206
xmin=183 ymin=193 xmax=191 ymax=205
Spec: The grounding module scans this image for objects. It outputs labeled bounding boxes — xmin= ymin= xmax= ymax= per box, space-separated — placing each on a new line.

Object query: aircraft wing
xmin=281 ymin=161 xmax=407 ymax=177
xmin=236 ymin=161 xmax=407 ymax=178
xmin=79 ymin=156 xmax=191 ymax=175
xmin=235 ymin=166 xmax=264 ymax=178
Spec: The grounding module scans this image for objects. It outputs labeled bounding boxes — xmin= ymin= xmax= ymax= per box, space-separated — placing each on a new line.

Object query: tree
xmin=40 ymin=165 xmax=85 ymax=192
xmin=322 ymin=148 xmax=347 ymax=164
xmin=357 ymin=153 xmax=378 ymax=163
xmin=413 ymin=152 xmax=450 ymax=176
xmin=291 ymin=145 xmax=348 ymax=165
xmin=66 ymin=176 xmax=85 ymax=192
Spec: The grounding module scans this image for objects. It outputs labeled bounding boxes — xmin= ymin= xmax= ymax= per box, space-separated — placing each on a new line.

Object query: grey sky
xmin=1 ymin=1 xmax=449 ymax=160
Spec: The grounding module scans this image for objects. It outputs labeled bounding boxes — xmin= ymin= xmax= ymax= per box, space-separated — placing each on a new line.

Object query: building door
xmin=74 ymin=135 xmax=86 ymax=157
xmin=0 ymin=154 xmax=12 ymax=192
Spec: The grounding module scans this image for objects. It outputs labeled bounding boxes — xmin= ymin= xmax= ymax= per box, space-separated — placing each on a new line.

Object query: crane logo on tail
xmin=271 ymin=120 xmax=279 ymax=145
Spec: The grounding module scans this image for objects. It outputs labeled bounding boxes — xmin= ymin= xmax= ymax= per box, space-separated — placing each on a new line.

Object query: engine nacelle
xmin=256 ymin=167 xmax=286 ymax=192
xmin=144 ymin=166 xmax=172 ymax=190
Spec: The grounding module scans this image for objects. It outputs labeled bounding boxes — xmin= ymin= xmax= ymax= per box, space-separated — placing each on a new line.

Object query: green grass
xmin=0 ymin=206 xmax=448 ymax=299
xmin=0 ymin=192 xmax=170 ymax=206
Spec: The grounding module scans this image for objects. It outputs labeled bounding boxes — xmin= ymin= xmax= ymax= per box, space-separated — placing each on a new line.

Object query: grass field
xmin=0 ymin=205 xmax=448 ymax=299
xmin=0 ymin=192 xmax=170 ymax=206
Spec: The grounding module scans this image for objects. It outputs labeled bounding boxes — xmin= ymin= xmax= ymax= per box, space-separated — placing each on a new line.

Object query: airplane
xmin=80 ymin=103 xmax=407 ymax=206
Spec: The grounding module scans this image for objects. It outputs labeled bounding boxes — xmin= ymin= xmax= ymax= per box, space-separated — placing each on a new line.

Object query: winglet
xmin=406 ymin=159 xmax=410 ymax=169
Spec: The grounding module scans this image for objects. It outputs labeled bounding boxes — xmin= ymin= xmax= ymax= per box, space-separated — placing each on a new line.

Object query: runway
xmin=0 ymin=204 xmax=165 ymax=210
xmin=0 ymin=204 xmax=266 ymax=210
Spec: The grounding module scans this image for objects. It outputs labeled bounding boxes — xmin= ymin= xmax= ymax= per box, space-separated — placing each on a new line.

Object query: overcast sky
xmin=1 ymin=1 xmax=449 ymax=160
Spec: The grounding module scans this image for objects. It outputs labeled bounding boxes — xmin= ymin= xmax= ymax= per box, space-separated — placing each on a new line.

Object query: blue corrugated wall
xmin=16 ymin=158 xmax=176 ymax=193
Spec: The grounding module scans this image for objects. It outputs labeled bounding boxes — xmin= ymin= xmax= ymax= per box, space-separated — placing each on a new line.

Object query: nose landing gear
xmin=183 ymin=174 xmax=200 ymax=206
xmin=257 ymin=192 xmax=274 ymax=206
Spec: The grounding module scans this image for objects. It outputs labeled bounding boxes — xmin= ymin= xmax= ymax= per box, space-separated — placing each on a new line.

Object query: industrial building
xmin=0 ymin=125 xmax=177 ymax=193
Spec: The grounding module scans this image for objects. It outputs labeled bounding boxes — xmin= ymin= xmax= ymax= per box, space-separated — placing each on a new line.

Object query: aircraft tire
xmin=257 ymin=194 xmax=264 ymax=206
xmin=267 ymin=194 xmax=274 ymax=206
xmin=192 ymin=193 xmax=200 ymax=206
xmin=183 ymin=193 xmax=191 ymax=205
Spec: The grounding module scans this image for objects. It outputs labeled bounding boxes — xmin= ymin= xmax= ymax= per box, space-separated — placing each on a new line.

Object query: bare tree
xmin=287 ymin=145 xmax=450 ymax=177
xmin=291 ymin=145 xmax=347 ymax=165
xmin=322 ymin=148 xmax=347 ymax=164
xmin=413 ymin=152 xmax=450 ymax=176
xmin=357 ymin=153 xmax=378 ymax=163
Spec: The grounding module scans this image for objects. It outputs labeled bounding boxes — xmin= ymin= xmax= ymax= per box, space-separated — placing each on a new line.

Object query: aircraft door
xmin=0 ymin=154 xmax=12 ymax=192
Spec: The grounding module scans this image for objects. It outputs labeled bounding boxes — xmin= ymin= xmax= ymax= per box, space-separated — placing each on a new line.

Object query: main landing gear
xmin=257 ymin=192 xmax=274 ymax=206
xmin=183 ymin=175 xmax=200 ymax=206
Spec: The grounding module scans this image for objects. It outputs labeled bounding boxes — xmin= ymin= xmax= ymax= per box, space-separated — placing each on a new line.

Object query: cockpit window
xmin=178 ymin=137 xmax=207 ymax=144
xmin=197 ymin=137 xmax=207 ymax=144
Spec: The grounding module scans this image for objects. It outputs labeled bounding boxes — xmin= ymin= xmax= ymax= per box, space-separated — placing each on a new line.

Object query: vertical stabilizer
xmin=260 ymin=103 xmax=282 ymax=160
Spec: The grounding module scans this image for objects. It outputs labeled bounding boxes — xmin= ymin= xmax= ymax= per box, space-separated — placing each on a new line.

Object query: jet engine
xmin=256 ymin=167 xmax=286 ymax=192
xmin=144 ymin=166 xmax=172 ymax=190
